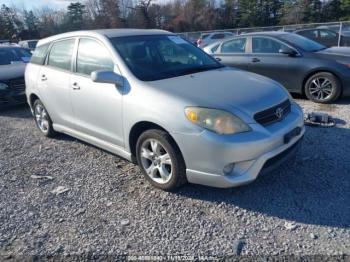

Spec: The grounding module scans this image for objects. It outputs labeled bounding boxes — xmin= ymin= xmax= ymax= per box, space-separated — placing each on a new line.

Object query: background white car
xmin=196 ymin=32 xmax=235 ymax=48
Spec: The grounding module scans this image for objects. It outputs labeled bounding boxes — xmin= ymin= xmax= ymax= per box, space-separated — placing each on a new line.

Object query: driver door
xmin=70 ymin=37 xmax=124 ymax=147
xmin=246 ymin=36 xmax=302 ymax=93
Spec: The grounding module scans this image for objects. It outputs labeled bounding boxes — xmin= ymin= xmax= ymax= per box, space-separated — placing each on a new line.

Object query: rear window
xmin=30 ymin=43 xmax=50 ymax=65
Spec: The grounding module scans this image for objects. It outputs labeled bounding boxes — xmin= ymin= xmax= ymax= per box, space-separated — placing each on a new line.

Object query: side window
xmin=30 ymin=43 xmax=50 ymax=65
xmin=76 ymin=38 xmax=114 ymax=76
xmin=211 ymin=33 xmax=225 ymax=39
xmin=319 ymin=30 xmax=337 ymax=38
xmin=48 ymin=39 xmax=75 ymax=71
xmin=300 ymin=30 xmax=316 ymax=38
xmin=252 ymin=37 xmax=286 ymax=54
xmin=221 ymin=38 xmax=246 ymax=53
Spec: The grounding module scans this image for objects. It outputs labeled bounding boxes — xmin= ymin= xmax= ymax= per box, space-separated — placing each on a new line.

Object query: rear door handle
xmin=41 ymin=75 xmax=47 ymax=81
xmin=215 ymin=57 xmax=222 ymax=62
xmin=252 ymin=57 xmax=260 ymax=63
xmin=72 ymin=82 xmax=80 ymax=90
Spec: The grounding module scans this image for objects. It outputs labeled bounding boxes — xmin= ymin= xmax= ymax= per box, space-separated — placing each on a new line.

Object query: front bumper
xmin=0 ymin=90 xmax=26 ymax=109
xmin=171 ymin=102 xmax=305 ymax=188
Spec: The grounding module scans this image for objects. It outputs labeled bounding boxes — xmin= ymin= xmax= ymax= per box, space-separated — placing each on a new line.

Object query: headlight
xmin=185 ymin=107 xmax=251 ymax=135
xmin=0 ymin=82 xmax=9 ymax=90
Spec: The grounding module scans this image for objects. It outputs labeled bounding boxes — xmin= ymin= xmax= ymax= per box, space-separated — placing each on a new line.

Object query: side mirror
xmin=279 ymin=46 xmax=297 ymax=56
xmin=91 ymin=70 xmax=123 ymax=87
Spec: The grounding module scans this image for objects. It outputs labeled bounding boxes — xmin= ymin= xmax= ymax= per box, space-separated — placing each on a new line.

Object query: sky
xmin=0 ymin=0 xmax=83 ymax=10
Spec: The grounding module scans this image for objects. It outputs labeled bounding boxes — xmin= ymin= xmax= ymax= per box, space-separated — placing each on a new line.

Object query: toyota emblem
xmin=275 ymin=107 xmax=284 ymax=119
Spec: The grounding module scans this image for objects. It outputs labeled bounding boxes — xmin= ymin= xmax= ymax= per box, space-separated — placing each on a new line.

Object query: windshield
xmin=110 ymin=35 xmax=223 ymax=81
xmin=278 ymin=33 xmax=326 ymax=52
xmin=0 ymin=48 xmax=32 ymax=65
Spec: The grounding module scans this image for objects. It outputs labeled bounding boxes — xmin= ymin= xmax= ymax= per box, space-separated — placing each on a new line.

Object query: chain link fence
xmin=178 ymin=21 xmax=350 ymax=47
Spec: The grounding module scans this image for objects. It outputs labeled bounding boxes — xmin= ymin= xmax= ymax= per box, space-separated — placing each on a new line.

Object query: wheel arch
xmin=128 ymin=121 xmax=184 ymax=165
xmin=28 ymin=93 xmax=41 ymax=110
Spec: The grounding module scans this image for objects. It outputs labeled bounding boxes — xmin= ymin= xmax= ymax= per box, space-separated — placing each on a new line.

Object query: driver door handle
xmin=252 ymin=57 xmax=260 ymax=63
xmin=72 ymin=82 xmax=80 ymax=90
xmin=41 ymin=75 xmax=47 ymax=81
xmin=215 ymin=57 xmax=222 ymax=62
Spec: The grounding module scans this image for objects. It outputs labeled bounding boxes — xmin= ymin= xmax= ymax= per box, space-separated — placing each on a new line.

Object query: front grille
xmin=9 ymin=77 xmax=25 ymax=92
xmin=254 ymin=99 xmax=291 ymax=126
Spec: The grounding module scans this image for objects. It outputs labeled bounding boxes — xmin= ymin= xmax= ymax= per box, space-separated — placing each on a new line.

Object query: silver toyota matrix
xmin=25 ymin=29 xmax=305 ymax=191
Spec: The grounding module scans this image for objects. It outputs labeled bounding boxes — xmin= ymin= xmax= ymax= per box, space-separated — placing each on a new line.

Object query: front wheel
xmin=304 ymin=72 xmax=341 ymax=103
xmin=136 ymin=129 xmax=187 ymax=191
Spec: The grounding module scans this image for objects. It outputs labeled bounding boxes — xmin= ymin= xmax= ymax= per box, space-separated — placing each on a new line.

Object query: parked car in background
xmin=197 ymin=32 xmax=235 ymax=48
xmin=25 ymin=29 xmax=304 ymax=191
xmin=0 ymin=40 xmax=10 ymax=45
xmin=19 ymin=40 xmax=39 ymax=52
xmin=295 ymin=28 xmax=350 ymax=47
xmin=203 ymin=40 xmax=223 ymax=54
xmin=0 ymin=46 xmax=32 ymax=109
xmin=208 ymin=32 xmax=350 ymax=103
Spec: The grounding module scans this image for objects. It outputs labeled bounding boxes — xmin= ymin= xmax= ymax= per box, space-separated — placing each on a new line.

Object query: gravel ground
xmin=0 ymin=98 xmax=349 ymax=260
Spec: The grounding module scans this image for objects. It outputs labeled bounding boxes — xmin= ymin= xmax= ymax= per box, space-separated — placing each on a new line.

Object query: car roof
xmin=241 ymin=31 xmax=288 ymax=36
xmin=38 ymin=29 xmax=173 ymax=46
xmin=0 ymin=45 xmax=24 ymax=49
xmin=20 ymin=39 xmax=38 ymax=42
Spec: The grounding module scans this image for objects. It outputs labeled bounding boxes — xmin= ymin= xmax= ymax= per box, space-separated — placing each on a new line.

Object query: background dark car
xmin=0 ymin=46 xmax=31 ymax=109
xmin=210 ymin=32 xmax=350 ymax=103
xmin=295 ymin=28 xmax=350 ymax=47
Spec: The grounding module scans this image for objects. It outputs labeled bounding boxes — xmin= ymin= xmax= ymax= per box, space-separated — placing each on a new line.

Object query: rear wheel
xmin=304 ymin=72 xmax=341 ymax=103
xmin=33 ymin=99 xmax=56 ymax=137
xmin=136 ymin=129 xmax=186 ymax=191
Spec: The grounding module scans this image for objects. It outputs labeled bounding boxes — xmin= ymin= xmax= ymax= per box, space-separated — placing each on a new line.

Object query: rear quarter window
xmin=30 ymin=43 xmax=50 ymax=65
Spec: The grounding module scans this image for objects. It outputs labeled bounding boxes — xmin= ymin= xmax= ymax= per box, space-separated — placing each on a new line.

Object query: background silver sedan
xmin=25 ymin=29 xmax=304 ymax=191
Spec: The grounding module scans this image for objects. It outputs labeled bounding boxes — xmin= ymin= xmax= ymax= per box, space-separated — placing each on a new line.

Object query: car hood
xmin=316 ymin=46 xmax=350 ymax=57
xmin=149 ymin=68 xmax=289 ymax=121
xmin=0 ymin=63 xmax=26 ymax=81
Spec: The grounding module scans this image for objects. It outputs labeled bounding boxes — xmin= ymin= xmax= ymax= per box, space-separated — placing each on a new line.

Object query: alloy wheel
xmin=140 ymin=138 xmax=173 ymax=184
xmin=309 ymin=77 xmax=334 ymax=101
xmin=34 ymin=103 xmax=49 ymax=133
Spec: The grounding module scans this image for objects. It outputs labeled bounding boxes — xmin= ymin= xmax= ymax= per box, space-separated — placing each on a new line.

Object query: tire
xmin=136 ymin=129 xmax=187 ymax=191
xmin=304 ymin=72 xmax=341 ymax=103
xmin=33 ymin=99 xmax=56 ymax=138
